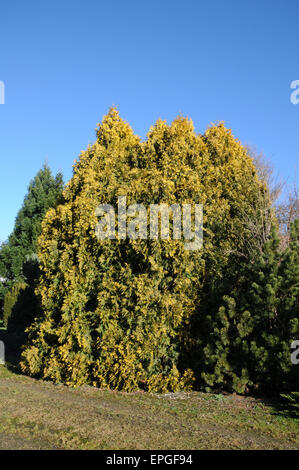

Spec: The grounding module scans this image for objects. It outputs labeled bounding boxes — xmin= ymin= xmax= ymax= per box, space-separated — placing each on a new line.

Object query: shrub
xmin=3 ymin=282 xmax=27 ymax=328
xmin=21 ymin=109 xmax=265 ymax=392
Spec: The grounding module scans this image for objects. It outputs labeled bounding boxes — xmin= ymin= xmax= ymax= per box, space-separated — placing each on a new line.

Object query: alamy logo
xmin=0 ymin=341 xmax=4 ymax=365
xmin=0 ymin=81 xmax=5 ymax=104
xmin=291 ymin=340 xmax=299 ymax=365
xmin=95 ymin=196 xmax=203 ymax=251
xmin=290 ymin=80 xmax=299 ymax=105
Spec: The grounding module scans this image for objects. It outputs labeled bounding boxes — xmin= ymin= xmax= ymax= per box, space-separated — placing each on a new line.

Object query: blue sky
xmin=0 ymin=0 xmax=298 ymax=242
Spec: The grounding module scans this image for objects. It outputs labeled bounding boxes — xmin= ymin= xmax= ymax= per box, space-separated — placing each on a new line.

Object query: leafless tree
xmin=247 ymin=146 xmax=298 ymax=250
xmin=246 ymin=146 xmax=284 ymax=205
xmin=237 ymin=146 xmax=283 ymax=256
xmin=275 ymin=178 xmax=299 ymax=250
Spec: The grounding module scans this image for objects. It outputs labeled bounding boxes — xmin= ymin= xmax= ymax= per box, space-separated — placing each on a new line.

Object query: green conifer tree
xmin=0 ymin=164 xmax=63 ymax=328
xmin=200 ymin=221 xmax=299 ymax=394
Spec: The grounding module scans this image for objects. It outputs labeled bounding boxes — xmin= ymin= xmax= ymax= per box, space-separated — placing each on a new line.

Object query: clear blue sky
xmin=0 ymin=0 xmax=298 ymax=242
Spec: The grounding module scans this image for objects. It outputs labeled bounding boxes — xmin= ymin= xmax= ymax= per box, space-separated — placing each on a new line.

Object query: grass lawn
xmin=0 ymin=327 xmax=298 ymax=450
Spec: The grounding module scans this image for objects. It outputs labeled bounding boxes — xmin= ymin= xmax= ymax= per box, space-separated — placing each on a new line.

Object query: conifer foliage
xmin=0 ymin=164 xmax=64 ymax=329
xmin=0 ymin=164 xmax=63 ymax=283
xmin=21 ymin=109 xmax=267 ymax=392
xmin=249 ymin=220 xmax=299 ymax=392
xmin=198 ymin=222 xmax=299 ymax=393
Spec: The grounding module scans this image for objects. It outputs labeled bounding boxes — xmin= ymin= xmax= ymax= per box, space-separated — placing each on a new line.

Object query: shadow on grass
xmin=0 ymin=323 xmax=298 ymax=428
xmin=0 ymin=325 xmax=26 ymax=375
xmin=270 ymin=392 xmax=299 ymax=420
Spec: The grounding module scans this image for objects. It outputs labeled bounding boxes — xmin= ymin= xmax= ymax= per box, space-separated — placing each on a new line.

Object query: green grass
xmin=0 ymin=327 xmax=298 ymax=450
xmin=0 ymin=365 xmax=298 ymax=450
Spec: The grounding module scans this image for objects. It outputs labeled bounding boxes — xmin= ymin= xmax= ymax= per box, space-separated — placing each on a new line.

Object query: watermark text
xmin=0 ymin=341 xmax=5 ymax=365
xmin=291 ymin=340 xmax=299 ymax=365
xmin=0 ymin=81 xmax=5 ymax=104
xmin=290 ymin=80 xmax=299 ymax=104
xmin=95 ymin=197 xmax=203 ymax=251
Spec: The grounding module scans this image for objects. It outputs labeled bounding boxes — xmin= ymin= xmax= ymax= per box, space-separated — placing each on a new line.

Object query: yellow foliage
xmin=21 ymin=108 xmax=264 ymax=392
